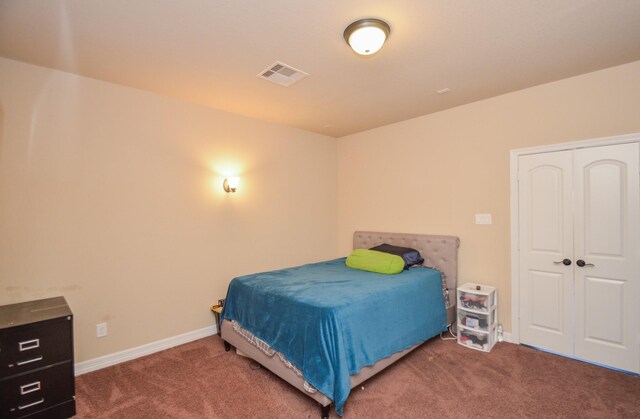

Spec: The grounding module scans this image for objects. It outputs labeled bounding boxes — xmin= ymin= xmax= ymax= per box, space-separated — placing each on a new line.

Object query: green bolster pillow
xmin=345 ymin=249 xmax=405 ymax=274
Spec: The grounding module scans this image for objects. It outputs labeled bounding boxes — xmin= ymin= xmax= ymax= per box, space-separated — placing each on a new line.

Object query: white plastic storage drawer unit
xmin=457 ymin=283 xmax=497 ymax=352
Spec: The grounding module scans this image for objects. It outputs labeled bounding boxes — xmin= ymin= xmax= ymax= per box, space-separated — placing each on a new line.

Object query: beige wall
xmin=2 ymin=56 xmax=639 ymax=362
xmin=337 ymin=60 xmax=640 ymax=332
xmin=0 ymin=58 xmax=338 ymax=362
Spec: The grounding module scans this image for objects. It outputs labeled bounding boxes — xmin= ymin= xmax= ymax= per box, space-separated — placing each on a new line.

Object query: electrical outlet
xmin=96 ymin=322 xmax=108 ymax=338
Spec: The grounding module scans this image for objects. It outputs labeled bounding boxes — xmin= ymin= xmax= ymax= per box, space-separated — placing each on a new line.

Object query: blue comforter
xmin=221 ymin=258 xmax=446 ymax=415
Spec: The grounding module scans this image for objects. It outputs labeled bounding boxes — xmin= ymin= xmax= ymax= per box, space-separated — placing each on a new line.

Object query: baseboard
xmin=75 ymin=324 xmax=513 ymax=376
xmin=75 ymin=324 xmax=217 ymax=376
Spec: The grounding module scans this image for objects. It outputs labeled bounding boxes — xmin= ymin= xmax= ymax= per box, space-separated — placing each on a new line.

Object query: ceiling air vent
xmin=258 ymin=61 xmax=309 ymax=87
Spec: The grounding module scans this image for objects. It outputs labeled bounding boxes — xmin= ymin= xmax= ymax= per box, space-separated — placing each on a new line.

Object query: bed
xmin=220 ymin=231 xmax=460 ymax=417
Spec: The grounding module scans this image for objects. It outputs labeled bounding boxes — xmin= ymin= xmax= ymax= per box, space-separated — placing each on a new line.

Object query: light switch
xmin=475 ymin=213 xmax=492 ymax=225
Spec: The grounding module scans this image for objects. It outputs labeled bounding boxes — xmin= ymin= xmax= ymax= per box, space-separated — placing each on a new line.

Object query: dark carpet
xmin=75 ymin=335 xmax=639 ymax=418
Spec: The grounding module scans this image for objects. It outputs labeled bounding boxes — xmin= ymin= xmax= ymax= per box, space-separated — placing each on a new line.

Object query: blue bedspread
xmin=221 ymin=258 xmax=446 ymax=415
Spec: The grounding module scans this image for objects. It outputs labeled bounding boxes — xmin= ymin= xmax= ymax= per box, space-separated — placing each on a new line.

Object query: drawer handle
xmin=19 ymin=339 xmax=40 ymax=351
xmin=20 ymin=381 xmax=41 ymax=395
xmin=16 ymin=356 xmax=43 ymax=366
xmin=18 ymin=398 xmax=44 ymax=410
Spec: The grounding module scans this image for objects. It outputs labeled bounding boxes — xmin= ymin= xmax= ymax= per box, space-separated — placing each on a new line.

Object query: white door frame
xmin=510 ymin=132 xmax=640 ymax=344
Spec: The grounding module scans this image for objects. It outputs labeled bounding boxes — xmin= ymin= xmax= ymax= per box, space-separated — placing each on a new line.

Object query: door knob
xmin=576 ymin=259 xmax=595 ymax=267
xmin=553 ymin=258 xmax=572 ymax=266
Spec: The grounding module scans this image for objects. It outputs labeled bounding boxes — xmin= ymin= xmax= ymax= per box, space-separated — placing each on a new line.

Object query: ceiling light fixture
xmin=344 ymin=18 xmax=391 ymax=56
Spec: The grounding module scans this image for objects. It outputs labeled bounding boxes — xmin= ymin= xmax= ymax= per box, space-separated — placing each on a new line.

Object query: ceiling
xmin=1 ymin=1 xmax=639 ymax=137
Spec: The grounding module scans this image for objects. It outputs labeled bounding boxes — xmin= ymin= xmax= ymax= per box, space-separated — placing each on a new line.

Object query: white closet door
xmin=518 ymin=150 xmax=574 ymax=356
xmin=573 ymin=143 xmax=639 ymax=373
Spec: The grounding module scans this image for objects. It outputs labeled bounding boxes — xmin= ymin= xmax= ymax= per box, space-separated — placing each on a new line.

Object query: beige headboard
xmin=353 ymin=231 xmax=460 ymax=325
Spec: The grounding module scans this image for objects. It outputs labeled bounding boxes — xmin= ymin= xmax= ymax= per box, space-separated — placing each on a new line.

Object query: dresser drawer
xmin=0 ymin=317 xmax=72 ymax=378
xmin=0 ymin=361 xmax=74 ymax=418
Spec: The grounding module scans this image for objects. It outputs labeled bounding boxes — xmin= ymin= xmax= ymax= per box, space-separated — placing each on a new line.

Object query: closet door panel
xmin=518 ymin=151 xmax=573 ymax=356
xmin=528 ymin=270 xmax=566 ymax=333
xmin=573 ymin=143 xmax=639 ymax=373
xmin=584 ymin=276 xmax=624 ymax=345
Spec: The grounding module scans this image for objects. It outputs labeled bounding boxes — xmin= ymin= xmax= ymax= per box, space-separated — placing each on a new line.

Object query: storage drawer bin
xmin=457 ymin=283 xmax=496 ymax=313
xmin=457 ymin=326 xmax=496 ymax=352
xmin=457 ymin=308 xmax=495 ymax=332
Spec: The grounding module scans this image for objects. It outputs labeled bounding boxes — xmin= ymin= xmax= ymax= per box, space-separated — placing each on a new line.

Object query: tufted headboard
xmin=353 ymin=231 xmax=460 ymax=325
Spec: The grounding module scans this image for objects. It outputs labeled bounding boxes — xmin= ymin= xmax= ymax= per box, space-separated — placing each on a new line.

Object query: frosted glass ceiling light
xmin=344 ymin=18 xmax=390 ymax=56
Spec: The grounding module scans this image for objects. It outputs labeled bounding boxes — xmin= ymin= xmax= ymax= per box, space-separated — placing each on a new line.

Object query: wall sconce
xmin=223 ymin=177 xmax=240 ymax=193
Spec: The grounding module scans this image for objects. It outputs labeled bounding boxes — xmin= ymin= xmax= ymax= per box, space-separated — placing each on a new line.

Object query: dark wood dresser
xmin=0 ymin=297 xmax=75 ymax=418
